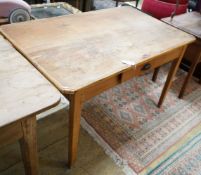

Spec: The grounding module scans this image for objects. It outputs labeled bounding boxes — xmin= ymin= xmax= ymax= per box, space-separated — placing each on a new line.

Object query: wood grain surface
xmin=0 ymin=35 xmax=61 ymax=127
xmin=163 ymin=12 xmax=201 ymax=39
xmin=0 ymin=7 xmax=195 ymax=93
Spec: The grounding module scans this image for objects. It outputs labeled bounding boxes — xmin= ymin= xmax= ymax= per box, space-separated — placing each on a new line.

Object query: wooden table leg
xmin=67 ymin=92 xmax=82 ymax=168
xmin=158 ymin=46 xmax=187 ymax=107
xmin=179 ymin=51 xmax=201 ymax=98
xmin=19 ymin=115 xmax=38 ymax=175
xmin=152 ymin=67 xmax=160 ymax=82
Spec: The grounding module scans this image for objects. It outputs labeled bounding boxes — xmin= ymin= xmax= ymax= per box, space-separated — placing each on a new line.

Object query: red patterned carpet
xmin=81 ymin=65 xmax=201 ymax=175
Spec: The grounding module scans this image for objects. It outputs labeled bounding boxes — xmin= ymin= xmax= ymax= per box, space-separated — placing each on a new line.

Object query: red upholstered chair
xmin=141 ymin=0 xmax=188 ymax=19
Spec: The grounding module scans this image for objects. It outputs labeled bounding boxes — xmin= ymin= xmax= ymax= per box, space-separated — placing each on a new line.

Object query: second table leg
xmin=67 ymin=92 xmax=82 ymax=168
xmin=19 ymin=115 xmax=38 ymax=175
xmin=158 ymin=46 xmax=187 ymax=107
xmin=152 ymin=67 xmax=160 ymax=82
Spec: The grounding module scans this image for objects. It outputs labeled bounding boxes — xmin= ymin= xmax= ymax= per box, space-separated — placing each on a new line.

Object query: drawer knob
xmin=141 ymin=63 xmax=151 ymax=71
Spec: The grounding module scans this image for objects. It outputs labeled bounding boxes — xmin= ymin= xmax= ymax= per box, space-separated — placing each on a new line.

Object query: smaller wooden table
xmin=162 ymin=12 xmax=201 ymax=98
xmin=0 ymin=35 xmax=60 ymax=175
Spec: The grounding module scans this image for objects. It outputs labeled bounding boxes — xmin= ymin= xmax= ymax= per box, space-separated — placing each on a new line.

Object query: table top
xmin=162 ymin=12 xmax=201 ymax=39
xmin=0 ymin=35 xmax=60 ymax=127
xmin=0 ymin=7 xmax=195 ymax=93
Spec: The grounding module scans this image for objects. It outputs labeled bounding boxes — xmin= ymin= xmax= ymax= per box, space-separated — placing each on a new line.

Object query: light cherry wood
xmin=67 ymin=93 xmax=82 ymax=166
xmin=0 ymin=7 xmax=195 ymax=167
xmin=158 ymin=46 xmax=187 ymax=107
xmin=0 ymin=7 xmax=195 ymax=93
xmin=0 ymin=35 xmax=61 ymax=175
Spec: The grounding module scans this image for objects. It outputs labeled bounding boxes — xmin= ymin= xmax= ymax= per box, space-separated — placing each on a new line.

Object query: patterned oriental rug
xmin=81 ymin=65 xmax=201 ymax=175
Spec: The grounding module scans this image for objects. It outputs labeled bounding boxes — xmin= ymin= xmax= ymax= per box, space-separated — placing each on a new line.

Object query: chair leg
xmin=136 ymin=0 xmax=139 ymax=7
xmin=179 ymin=52 xmax=201 ymax=99
xmin=152 ymin=67 xmax=160 ymax=82
xmin=116 ymin=0 xmax=119 ymax=7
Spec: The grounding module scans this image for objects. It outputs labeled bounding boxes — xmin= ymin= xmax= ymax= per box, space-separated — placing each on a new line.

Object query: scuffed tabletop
xmin=0 ymin=35 xmax=60 ymax=127
xmin=0 ymin=7 xmax=195 ymax=93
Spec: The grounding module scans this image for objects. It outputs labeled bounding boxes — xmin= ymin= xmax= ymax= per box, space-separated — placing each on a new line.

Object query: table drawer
xmin=134 ymin=47 xmax=183 ymax=76
xmin=121 ymin=46 xmax=183 ymax=82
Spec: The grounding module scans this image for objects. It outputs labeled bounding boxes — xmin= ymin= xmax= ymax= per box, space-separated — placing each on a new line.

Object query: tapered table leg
xmin=19 ymin=116 xmax=38 ymax=175
xmin=179 ymin=50 xmax=201 ymax=98
xmin=67 ymin=92 xmax=82 ymax=168
xmin=152 ymin=67 xmax=160 ymax=82
xmin=158 ymin=46 xmax=187 ymax=107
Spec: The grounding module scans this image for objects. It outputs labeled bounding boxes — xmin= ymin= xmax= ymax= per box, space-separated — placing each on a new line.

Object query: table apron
xmin=78 ymin=46 xmax=184 ymax=102
xmin=0 ymin=121 xmax=23 ymax=147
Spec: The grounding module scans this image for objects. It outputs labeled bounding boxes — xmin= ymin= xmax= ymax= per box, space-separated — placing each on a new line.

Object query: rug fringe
xmin=81 ymin=117 xmax=137 ymax=175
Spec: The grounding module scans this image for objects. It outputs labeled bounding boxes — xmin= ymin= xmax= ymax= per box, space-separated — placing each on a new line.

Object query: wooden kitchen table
xmin=0 ymin=35 xmax=60 ymax=175
xmin=0 ymin=7 xmax=195 ymax=167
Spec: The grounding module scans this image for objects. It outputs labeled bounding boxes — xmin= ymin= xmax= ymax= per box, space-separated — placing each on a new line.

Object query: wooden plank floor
xmin=0 ymin=108 xmax=124 ymax=175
